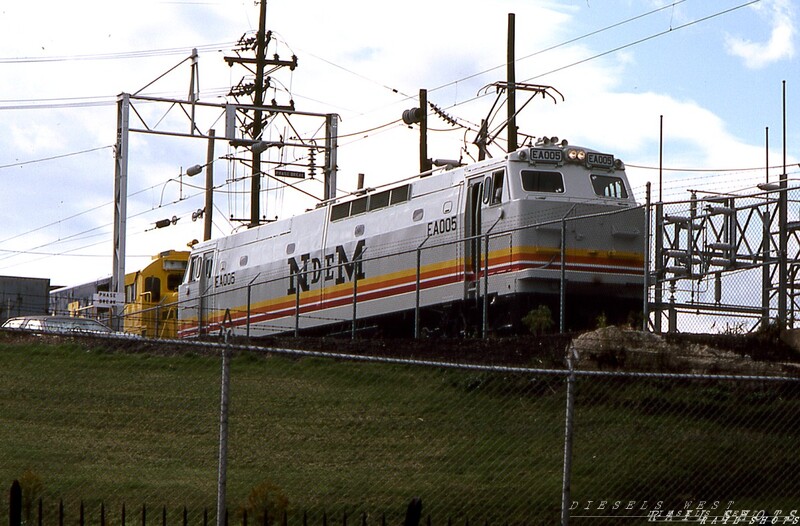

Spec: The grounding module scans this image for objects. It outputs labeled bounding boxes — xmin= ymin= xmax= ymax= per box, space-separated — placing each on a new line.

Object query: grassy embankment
xmin=1 ymin=335 xmax=798 ymax=524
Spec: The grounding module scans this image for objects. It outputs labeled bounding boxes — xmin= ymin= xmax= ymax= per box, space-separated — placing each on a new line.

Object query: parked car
xmin=2 ymin=315 xmax=115 ymax=335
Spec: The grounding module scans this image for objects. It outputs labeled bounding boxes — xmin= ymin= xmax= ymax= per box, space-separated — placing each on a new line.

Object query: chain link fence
xmin=2 ymin=329 xmax=799 ymax=525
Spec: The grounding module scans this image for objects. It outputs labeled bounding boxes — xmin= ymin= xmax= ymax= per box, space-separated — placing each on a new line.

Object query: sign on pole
xmin=93 ymin=291 xmax=125 ymax=308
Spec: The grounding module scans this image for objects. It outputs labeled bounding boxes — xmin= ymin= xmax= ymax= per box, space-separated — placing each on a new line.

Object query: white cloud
xmin=725 ymin=0 xmax=795 ymax=69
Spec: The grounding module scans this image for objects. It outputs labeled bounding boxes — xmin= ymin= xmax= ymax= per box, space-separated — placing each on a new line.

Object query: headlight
xmin=566 ymin=149 xmax=586 ymax=162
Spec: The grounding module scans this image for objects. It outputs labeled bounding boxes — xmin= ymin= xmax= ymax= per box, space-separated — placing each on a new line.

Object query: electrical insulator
xmin=154 ymin=216 xmax=179 ymax=229
xmin=308 ymin=147 xmax=316 ymax=179
xmin=402 ymin=107 xmax=422 ymax=125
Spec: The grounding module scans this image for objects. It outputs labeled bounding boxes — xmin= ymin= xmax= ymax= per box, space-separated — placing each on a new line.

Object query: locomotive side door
xmin=464 ymin=178 xmax=483 ymax=298
xmin=463 ymin=169 xmax=506 ymax=300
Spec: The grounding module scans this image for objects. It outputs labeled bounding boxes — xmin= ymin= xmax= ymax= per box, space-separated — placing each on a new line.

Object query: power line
xmin=297 ymin=1 xmax=760 ymax=154
xmin=427 ymin=0 xmax=691 ymax=98
xmin=627 ymin=163 xmax=795 ymax=173
xmin=0 ymin=41 xmax=234 ymax=64
xmin=411 ymin=1 xmax=759 ymax=136
xmin=0 ymin=99 xmax=117 ymax=111
xmin=0 ymin=84 xmax=233 ymax=110
xmin=521 ymin=1 xmax=760 ymax=85
xmin=0 ymin=145 xmax=113 ymax=171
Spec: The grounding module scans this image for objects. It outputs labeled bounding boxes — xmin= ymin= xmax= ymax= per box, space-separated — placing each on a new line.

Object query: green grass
xmin=1 ymin=336 xmax=799 ymax=524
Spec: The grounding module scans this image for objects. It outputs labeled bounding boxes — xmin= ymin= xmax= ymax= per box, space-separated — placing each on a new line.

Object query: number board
xmin=587 ymin=152 xmax=615 ymax=169
xmin=529 ymin=148 xmax=563 ymax=164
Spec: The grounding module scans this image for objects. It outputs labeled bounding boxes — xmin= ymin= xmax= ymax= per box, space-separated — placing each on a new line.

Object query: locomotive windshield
xmin=590 ymin=174 xmax=628 ymax=199
xmin=521 ymin=170 xmax=564 ymax=193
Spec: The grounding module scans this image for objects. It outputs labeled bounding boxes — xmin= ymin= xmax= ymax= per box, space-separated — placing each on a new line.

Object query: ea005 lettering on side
xmin=215 ymin=272 xmax=236 ymax=287
xmin=427 ymin=216 xmax=458 ymax=236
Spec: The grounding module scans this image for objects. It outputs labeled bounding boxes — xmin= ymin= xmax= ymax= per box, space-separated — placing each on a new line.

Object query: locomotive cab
xmin=507 ymin=138 xmax=636 ymax=206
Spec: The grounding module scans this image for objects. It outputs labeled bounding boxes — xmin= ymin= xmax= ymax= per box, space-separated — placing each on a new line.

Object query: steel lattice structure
xmin=648 ymin=184 xmax=800 ymax=333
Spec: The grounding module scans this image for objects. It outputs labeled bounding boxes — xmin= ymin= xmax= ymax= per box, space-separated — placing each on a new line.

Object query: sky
xmin=0 ymin=0 xmax=797 ymax=287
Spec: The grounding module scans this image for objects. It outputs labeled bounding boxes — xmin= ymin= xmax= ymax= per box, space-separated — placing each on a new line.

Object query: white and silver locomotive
xmin=178 ymin=138 xmax=645 ymax=338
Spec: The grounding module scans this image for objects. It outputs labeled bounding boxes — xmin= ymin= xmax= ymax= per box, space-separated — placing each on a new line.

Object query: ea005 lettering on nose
xmin=427 ymin=216 xmax=457 ymax=236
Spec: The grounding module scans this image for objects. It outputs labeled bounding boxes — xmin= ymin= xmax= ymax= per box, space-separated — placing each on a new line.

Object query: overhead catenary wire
xmin=425 ymin=0 xmax=691 ymax=99
xmin=0 ymin=41 xmax=235 ymax=64
xmin=626 ymin=162 xmax=798 ymax=173
xmin=520 ymin=0 xmax=760 ymax=86
xmin=0 ymin=145 xmax=114 ymax=171
xmin=0 ymin=150 xmax=329 ymax=264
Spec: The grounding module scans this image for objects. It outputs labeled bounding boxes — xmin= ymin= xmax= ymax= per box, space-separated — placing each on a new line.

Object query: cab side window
xmin=187 ymin=256 xmax=201 ymax=283
xmin=481 ymin=170 xmax=506 ymax=205
xmin=203 ymin=257 xmax=213 ymax=279
xmin=590 ymin=175 xmax=628 ymax=199
xmin=144 ymin=277 xmax=161 ymax=302
xmin=491 ymin=170 xmax=504 ymax=205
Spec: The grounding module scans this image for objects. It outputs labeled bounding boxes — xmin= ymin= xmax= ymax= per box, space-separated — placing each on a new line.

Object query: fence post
xmin=9 ymin=480 xmax=22 ymax=526
xmin=561 ymin=344 xmax=577 ymax=526
xmin=247 ymin=283 xmax=252 ymax=339
xmin=643 ymin=183 xmax=651 ymax=332
xmin=560 ymin=218 xmax=567 ymax=333
xmin=482 ymin=233 xmax=489 ymax=339
xmin=154 ymin=304 xmax=160 ymax=339
xmin=403 ymin=498 xmax=422 ymax=526
xmin=351 ymin=273 xmax=358 ymax=340
xmin=654 ymin=202 xmax=664 ymax=333
xmin=415 ymin=248 xmax=422 ymax=339
xmin=295 ymin=280 xmax=301 ymax=337
xmin=762 ymin=208 xmax=771 ymax=329
xmin=217 ymin=331 xmax=232 ymax=526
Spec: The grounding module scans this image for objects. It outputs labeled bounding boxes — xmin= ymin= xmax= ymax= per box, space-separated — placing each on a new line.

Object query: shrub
xmin=522 ymin=306 xmax=553 ymax=335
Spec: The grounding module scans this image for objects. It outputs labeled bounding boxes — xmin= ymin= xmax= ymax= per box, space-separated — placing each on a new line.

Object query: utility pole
xmin=324 ymin=114 xmax=338 ymax=200
xmin=112 ymin=93 xmax=130 ymax=331
xmin=474 ymin=14 xmax=563 ymax=160
xmin=401 ymin=89 xmax=431 ymax=175
xmin=224 ymin=0 xmax=297 ymax=228
xmin=189 ymin=48 xmax=199 ymax=134
xmin=507 ymin=13 xmax=517 ymax=152
xmin=204 ymin=129 xmax=215 ymax=241
xmin=250 ymin=0 xmax=267 ymax=228
xmin=419 ymin=89 xmax=430 ymax=174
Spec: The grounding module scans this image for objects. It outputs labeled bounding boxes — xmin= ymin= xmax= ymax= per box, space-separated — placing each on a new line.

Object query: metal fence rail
xmin=2 ymin=331 xmax=798 ymax=525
